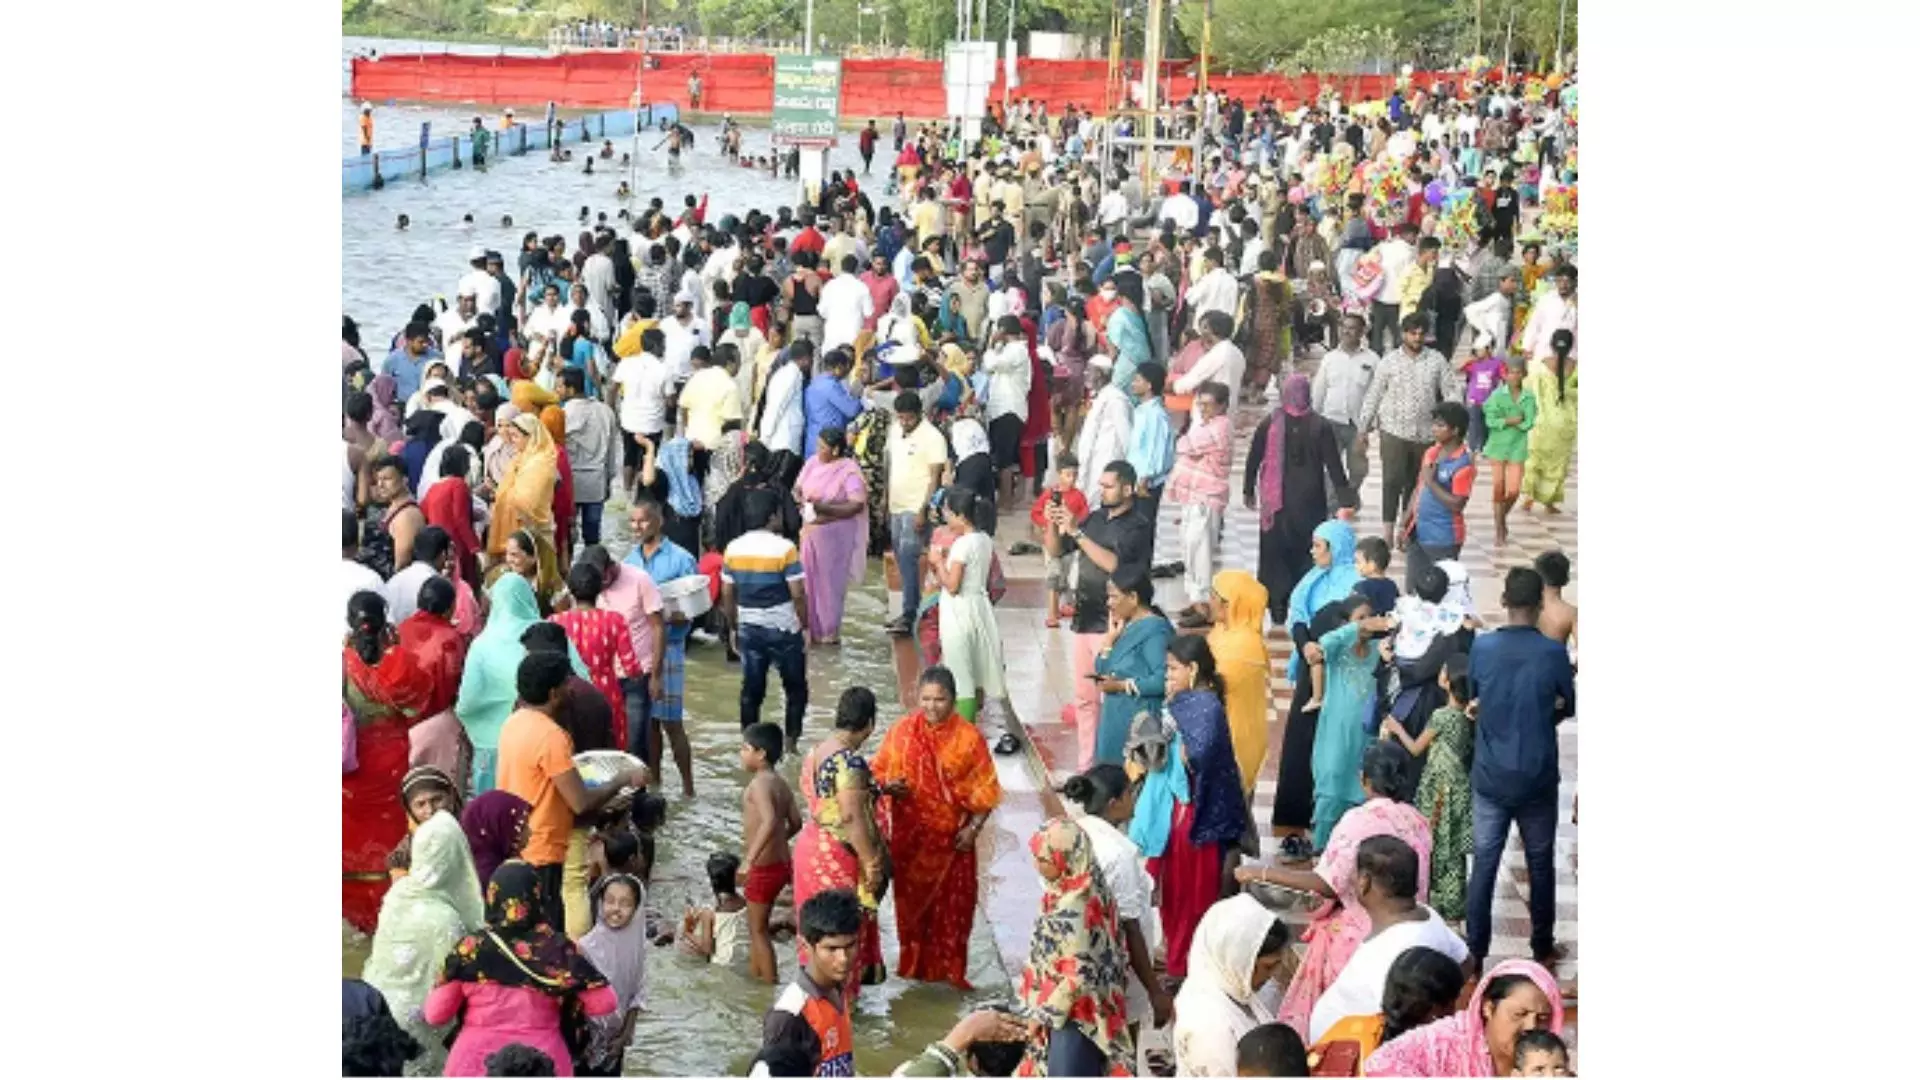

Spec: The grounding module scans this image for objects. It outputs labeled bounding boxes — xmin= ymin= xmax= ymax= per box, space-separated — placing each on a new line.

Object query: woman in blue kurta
xmin=1306 ymin=597 xmax=1396 ymax=850
xmin=1092 ymin=569 xmax=1175 ymax=765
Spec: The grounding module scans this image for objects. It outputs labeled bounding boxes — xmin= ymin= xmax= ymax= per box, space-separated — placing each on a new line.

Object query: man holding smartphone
xmin=1043 ymin=461 xmax=1154 ymax=771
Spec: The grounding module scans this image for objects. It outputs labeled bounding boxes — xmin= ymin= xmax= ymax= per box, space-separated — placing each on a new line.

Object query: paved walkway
xmin=982 ymin=374 xmax=1580 ymax=999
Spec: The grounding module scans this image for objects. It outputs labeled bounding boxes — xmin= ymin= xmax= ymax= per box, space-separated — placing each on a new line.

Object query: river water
xmin=341 ymin=40 xmax=1015 ymax=1075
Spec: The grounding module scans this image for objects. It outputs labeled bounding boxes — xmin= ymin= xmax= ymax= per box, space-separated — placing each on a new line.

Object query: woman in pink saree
xmin=793 ymin=427 xmax=869 ymax=645
xmin=1363 ymin=959 xmax=1565 ymax=1076
xmin=1235 ymin=742 xmax=1432 ymax=1038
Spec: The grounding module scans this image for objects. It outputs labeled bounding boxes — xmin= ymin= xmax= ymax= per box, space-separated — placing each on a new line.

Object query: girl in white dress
xmin=933 ymin=489 xmax=1005 ymax=722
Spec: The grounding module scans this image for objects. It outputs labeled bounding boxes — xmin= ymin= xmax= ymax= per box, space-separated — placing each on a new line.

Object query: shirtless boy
xmin=741 ymin=721 xmax=802 ymax=983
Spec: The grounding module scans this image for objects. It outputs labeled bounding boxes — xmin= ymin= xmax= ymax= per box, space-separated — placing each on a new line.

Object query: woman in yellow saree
xmin=487 ymin=414 xmax=562 ymax=600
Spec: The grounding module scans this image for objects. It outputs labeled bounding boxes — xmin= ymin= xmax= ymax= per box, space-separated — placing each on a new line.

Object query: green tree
xmin=1172 ymin=0 xmax=1464 ymax=72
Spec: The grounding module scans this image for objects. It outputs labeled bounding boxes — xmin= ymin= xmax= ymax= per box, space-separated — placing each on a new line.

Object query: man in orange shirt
xmin=495 ymin=651 xmax=648 ymax=929
xmin=358 ymin=104 xmax=373 ymax=155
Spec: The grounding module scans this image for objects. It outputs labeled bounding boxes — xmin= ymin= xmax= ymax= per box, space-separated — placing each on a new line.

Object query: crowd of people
xmin=342 ymin=62 xmax=1579 ymax=1077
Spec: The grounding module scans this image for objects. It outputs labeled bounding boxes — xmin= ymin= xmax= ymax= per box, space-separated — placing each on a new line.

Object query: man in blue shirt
xmin=1464 ymin=566 xmax=1575 ymax=977
xmin=381 ymin=322 xmax=434 ymax=403
xmin=803 ymin=348 xmax=865 ymax=460
xmin=625 ymin=495 xmax=700 ymax=797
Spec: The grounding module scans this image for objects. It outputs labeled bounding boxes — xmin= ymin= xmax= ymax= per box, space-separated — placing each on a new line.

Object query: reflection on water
xmin=342 ymin=501 xmax=1013 ymax=1076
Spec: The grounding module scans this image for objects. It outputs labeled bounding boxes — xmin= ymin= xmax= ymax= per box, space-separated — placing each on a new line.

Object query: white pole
xmin=1555 ymin=0 xmax=1568 ymax=71
xmin=805 ymin=0 xmax=814 ymax=53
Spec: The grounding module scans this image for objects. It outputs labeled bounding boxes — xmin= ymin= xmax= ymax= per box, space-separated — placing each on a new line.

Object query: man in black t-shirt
xmin=1042 ymin=460 xmax=1155 ymax=770
xmin=978 ymin=203 xmax=1016 ymax=267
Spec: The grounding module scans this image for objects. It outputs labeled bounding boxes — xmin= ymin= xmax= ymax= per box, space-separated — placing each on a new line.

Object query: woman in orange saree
xmin=868 ymin=666 xmax=1002 ymax=989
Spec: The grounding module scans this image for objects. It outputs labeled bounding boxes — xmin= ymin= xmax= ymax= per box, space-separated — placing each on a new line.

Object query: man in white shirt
xmin=981 ymin=315 xmax=1032 ymax=506
xmin=1370 ymin=224 xmax=1418 ymax=354
xmin=699 ymin=230 xmax=741 ymax=313
xmin=1159 ymin=180 xmax=1200 ymax=232
xmin=660 ymin=287 xmax=709 ymax=391
xmin=1183 ymin=246 xmax=1240 ymax=328
xmin=1073 ymin=356 xmax=1133 ymax=502
xmin=525 ymin=281 xmax=570 ymax=344
xmin=1302 ymin=835 xmax=1467 ymax=1043
xmin=568 ymin=281 xmax=612 ymax=343
xmin=675 ymin=346 xmax=743 ymax=449
xmin=1174 ymin=310 xmax=1248 ymax=411
xmin=756 ymin=338 xmax=811 ymax=458
xmin=611 ymin=327 xmax=671 ymax=494
xmin=1236 ymin=218 xmax=1267 ymax=278
xmin=580 ymin=233 xmax=618 ymax=333
xmin=384 ymin=525 xmax=452 ymax=626
xmin=433 ymin=290 xmax=479 ymax=354
xmin=1097 ymin=178 xmax=1130 ymax=232
xmin=1079 ymin=806 xmax=1175 ymax=1030
xmin=1520 ymin=265 xmax=1578 ymax=365
xmin=1310 ymin=313 xmax=1380 ymax=505
xmin=457 ymin=246 xmax=501 ymax=317
xmin=817 ymin=254 xmax=874 ymax=354
xmin=1463 ymin=271 xmax=1519 ymax=354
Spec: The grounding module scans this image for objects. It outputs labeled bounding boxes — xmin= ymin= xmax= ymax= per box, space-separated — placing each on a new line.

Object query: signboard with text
xmin=772 ymin=55 xmax=842 ymax=148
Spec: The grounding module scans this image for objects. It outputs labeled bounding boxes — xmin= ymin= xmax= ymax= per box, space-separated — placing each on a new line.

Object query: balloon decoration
xmin=1365 ymin=158 xmax=1410 ymax=228
xmin=1287 ymin=185 xmax=1306 ymax=206
xmin=1424 ymin=180 xmax=1448 ymax=207
xmin=1541 ymin=183 xmax=1579 ymax=246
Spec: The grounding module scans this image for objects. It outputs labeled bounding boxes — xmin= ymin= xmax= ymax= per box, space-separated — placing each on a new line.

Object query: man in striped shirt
xmin=721 ymin=490 xmax=810 ymax=747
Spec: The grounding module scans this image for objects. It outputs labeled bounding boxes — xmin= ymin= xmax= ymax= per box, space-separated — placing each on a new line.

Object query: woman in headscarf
xmin=869 ymin=666 xmax=1003 ymax=989
xmin=1269 ymin=519 xmax=1363 ymax=840
xmin=577 ymin=873 xmax=649 ymax=1076
xmin=875 ymin=291 xmax=925 ymax=380
xmin=928 ymin=342 xmax=974 ymax=421
xmin=368 ymin=374 xmax=404 ymax=444
xmin=1246 ymin=374 xmax=1352 ymax=624
xmin=1171 ymin=895 xmax=1294 ymax=1077
xmin=946 ymin=415 xmax=997 ymax=534
xmin=1362 ymin=960 xmax=1565 ymax=1077
xmin=1014 ymin=818 xmax=1134 ymax=1077
xmin=423 ymin=861 xmax=619 ymax=1077
xmin=462 ymin=790 xmax=533 ymax=894
xmin=1130 ymin=635 xmax=1247 ymax=982
xmin=361 ymin=810 xmax=485 ymax=1076
xmin=483 ymin=403 xmax=522 ymax=494
xmin=1206 ymin=570 xmax=1272 ymax=796
xmin=794 ymin=427 xmax=869 ymax=646
xmin=386 ymin=763 xmax=463 ymax=881
xmin=540 ymin=405 xmax=578 ymax=567
xmin=1240 ymin=741 xmax=1433 ymax=1038
xmin=457 ymin=574 xmax=586 ymax=791
xmin=344 ymin=590 xmax=435 ymax=932
xmin=399 ymin=408 xmax=443 ymax=493
xmin=1244 ymin=250 xmax=1293 ymax=392
xmin=487 ymin=413 xmax=561 ymax=594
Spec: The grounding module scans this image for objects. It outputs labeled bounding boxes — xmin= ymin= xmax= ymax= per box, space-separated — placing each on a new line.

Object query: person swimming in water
xmin=396 ymin=213 xmax=409 ymax=230
xmin=584 ymin=157 xmax=595 ymax=174
xmin=616 ymin=181 xmax=632 ymax=200
xmin=600 ymin=139 xmax=615 ymax=159
xmin=500 ymin=215 xmax=514 ymax=228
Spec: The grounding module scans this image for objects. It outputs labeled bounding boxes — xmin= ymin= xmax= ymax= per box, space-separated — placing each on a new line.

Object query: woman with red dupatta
xmin=869 ymin=666 xmax=1002 ymax=988
xmin=793 ymin=687 xmax=891 ymax=1001
xmin=344 ymin=589 xmax=434 ymax=932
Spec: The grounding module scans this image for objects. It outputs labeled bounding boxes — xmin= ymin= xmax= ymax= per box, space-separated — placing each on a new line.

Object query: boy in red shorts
xmin=742 ymin=721 xmax=802 ymax=983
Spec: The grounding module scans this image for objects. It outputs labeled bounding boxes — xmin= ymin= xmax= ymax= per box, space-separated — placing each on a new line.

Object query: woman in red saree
xmin=344 ymin=589 xmax=434 ymax=932
xmin=793 ymin=687 xmax=890 ymax=1000
xmin=421 ymin=444 xmax=485 ymax=591
xmin=868 ymin=666 xmax=1002 ymax=988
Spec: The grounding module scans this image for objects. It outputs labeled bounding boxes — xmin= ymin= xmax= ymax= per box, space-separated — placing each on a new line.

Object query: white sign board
xmin=943 ymin=40 xmax=998 ymax=122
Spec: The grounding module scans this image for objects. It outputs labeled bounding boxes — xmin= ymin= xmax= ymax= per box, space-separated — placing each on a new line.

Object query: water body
xmin=341 ymin=42 xmax=1013 ymax=1075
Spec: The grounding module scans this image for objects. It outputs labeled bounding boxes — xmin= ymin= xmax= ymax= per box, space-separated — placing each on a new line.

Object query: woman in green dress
xmin=1481 ymin=357 xmax=1537 ymax=548
xmin=1381 ymin=653 xmax=1475 ymax=922
xmin=1092 ymin=569 xmax=1175 ymax=766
